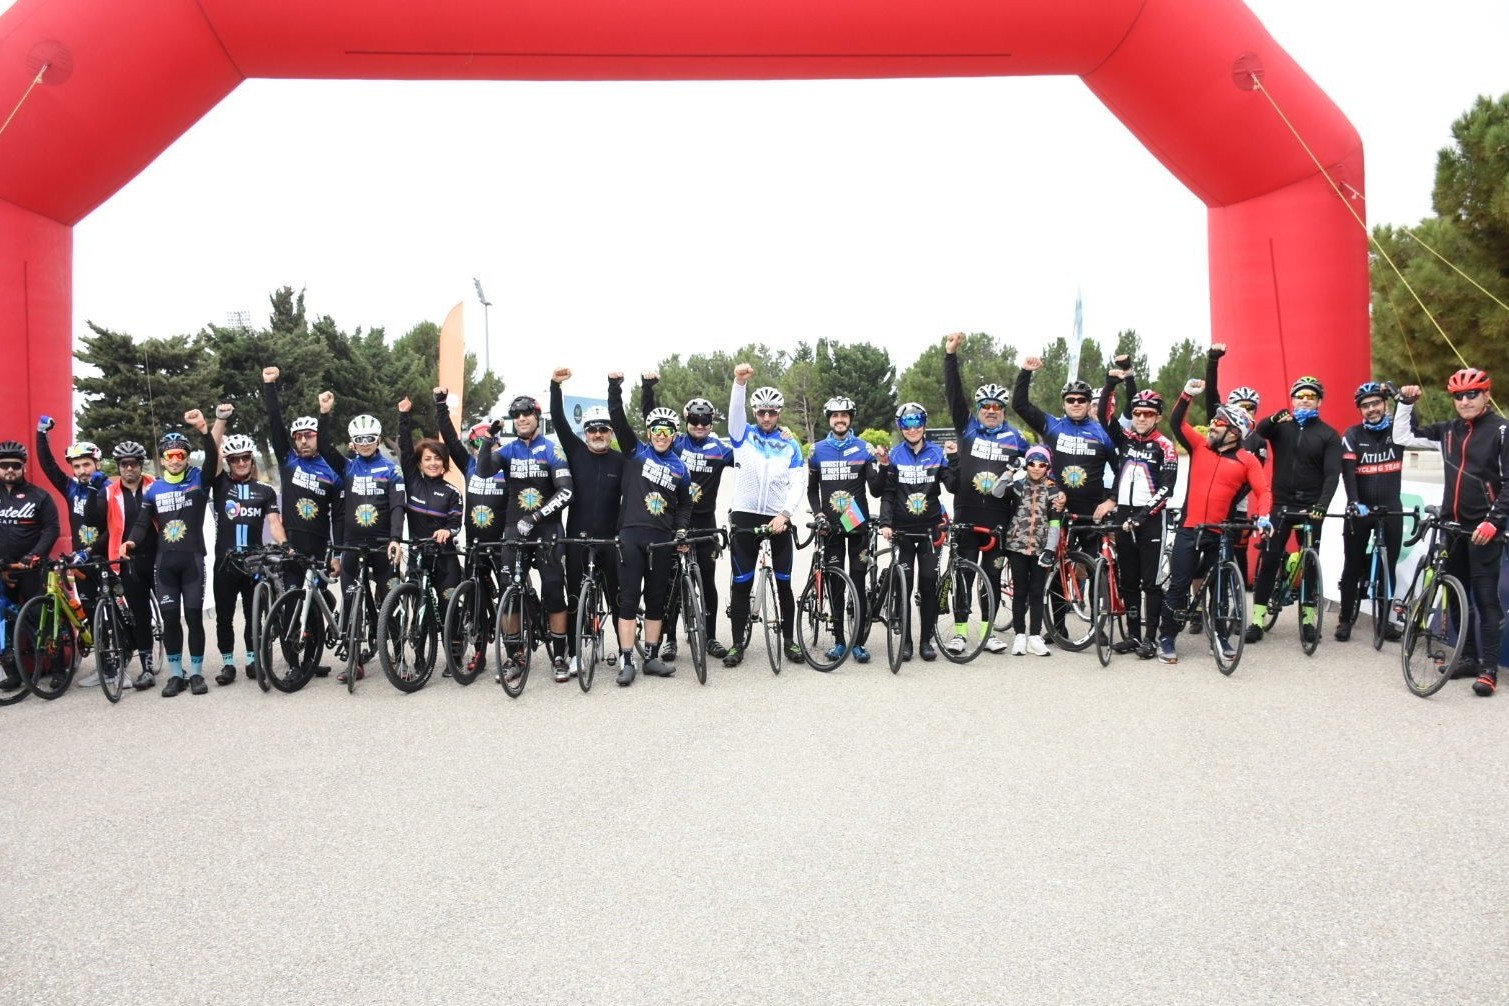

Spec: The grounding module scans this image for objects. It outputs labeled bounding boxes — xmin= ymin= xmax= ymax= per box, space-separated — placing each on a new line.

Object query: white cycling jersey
xmin=726 ymin=380 xmax=805 ymax=518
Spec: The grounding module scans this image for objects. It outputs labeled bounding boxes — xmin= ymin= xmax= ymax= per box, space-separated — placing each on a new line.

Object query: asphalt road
xmin=4 ymin=587 xmax=1506 ymax=1005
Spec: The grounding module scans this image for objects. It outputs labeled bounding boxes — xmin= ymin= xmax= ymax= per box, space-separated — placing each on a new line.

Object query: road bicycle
xmin=221 ymin=545 xmax=298 ymax=692
xmin=1083 ymin=520 xmax=1133 ymax=667
xmin=859 ymin=523 xmax=908 ymax=673
xmin=1174 ymin=521 xmax=1257 ymax=676
xmin=794 ymin=521 xmax=859 ymax=673
xmin=934 ymin=521 xmax=997 ymax=663
xmin=1397 ymin=506 xmax=1472 ymax=698
xmin=83 ymin=558 xmax=140 ymax=703
xmin=642 ymin=529 xmax=726 ymax=684
xmin=1042 ymin=514 xmax=1096 ymax=651
xmin=377 ymin=539 xmax=453 ymax=693
xmin=1341 ymin=505 xmax=1419 ymax=650
xmin=495 ymin=538 xmax=555 ymax=698
xmin=729 ymin=524 xmax=787 ymax=675
xmin=261 ymin=550 xmax=340 ymax=693
xmin=13 ymin=555 xmax=92 ymax=700
xmin=443 ymin=540 xmax=506 ymax=686
xmin=885 ymin=526 xmax=946 ymax=668
xmin=560 ymin=537 xmax=619 ymax=693
xmin=1259 ymin=506 xmax=1330 ymax=656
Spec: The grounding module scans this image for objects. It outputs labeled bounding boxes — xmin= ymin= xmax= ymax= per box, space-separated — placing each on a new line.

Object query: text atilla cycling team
xmin=1 ymin=340 xmax=1504 ymax=699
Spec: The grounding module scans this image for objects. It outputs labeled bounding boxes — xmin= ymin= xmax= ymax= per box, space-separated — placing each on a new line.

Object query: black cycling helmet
xmin=112 ymin=441 xmax=147 ymax=461
xmin=1354 ymin=381 xmax=1392 ymax=407
xmin=158 ymin=431 xmax=191 ymax=454
xmin=683 ymin=398 xmax=716 ymax=424
xmin=507 ymin=395 xmax=541 ymax=418
xmin=1062 ymin=380 xmax=1094 ymax=400
xmin=0 ymin=440 xmax=27 ymax=462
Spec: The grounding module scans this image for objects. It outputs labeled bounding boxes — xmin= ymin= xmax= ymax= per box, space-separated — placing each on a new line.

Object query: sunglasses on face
xmin=0 ymin=461 xmax=22 ymax=470
xmin=1359 ymin=398 xmax=1386 ymax=409
xmin=897 ymin=416 xmax=925 ymax=430
xmin=1063 ymin=397 xmax=1090 ymax=406
xmin=162 ymin=450 xmax=188 ymax=461
xmin=508 ymin=411 xmax=535 ymax=420
xmin=977 ymin=402 xmax=1004 ymax=411
xmin=1454 ymin=390 xmax=1484 ymax=402
xmin=1210 ymin=420 xmax=1231 ymax=431
xmin=1292 ymin=393 xmax=1319 ymax=402
xmin=352 ymin=435 xmax=379 ymax=446
xmin=755 ymin=409 xmax=780 ymax=418
xmin=117 ymin=460 xmax=142 ymax=468
xmin=292 ymin=430 xmax=318 ymax=440
xmin=1025 ymin=460 xmax=1050 ymax=469
xmin=227 ymin=454 xmax=253 ymax=463
xmin=1131 ymin=409 xmax=1160 ymax=418
xmin=585 ymin=424 xmax=612 ymax=435
xmin=648 ymin=425 xmax=675 ymax=436
xmin=686 ymin=419 xmax=712 ymax=427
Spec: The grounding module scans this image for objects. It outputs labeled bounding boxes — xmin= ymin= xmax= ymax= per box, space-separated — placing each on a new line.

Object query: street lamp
xmin=473 ymin=277 xmax=492 ymax=376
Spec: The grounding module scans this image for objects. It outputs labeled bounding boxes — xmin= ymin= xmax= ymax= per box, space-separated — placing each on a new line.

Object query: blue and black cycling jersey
xmin=1011 ymin=368 xmax=1118 ymax=515
xmin=36 ymin=429 xmax=109 ymax=555
xmin=262 ymin=382 xmax=344 ymax=548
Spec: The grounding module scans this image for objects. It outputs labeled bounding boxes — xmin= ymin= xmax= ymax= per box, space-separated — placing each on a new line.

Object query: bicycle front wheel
xmin=574 ymin=578 xmax=605 ymax=693
xmin=681 ymin=567 xmax=709 ymax=685
xmin=16 ymin=595 xmax=77 ymax=700
xmin=885 ymin=562 xmax=909 ymax=674
xmin=250 ymin=579 xmax=275 ymax=692
xmin=993 ymin=559 xmax=1014 ymax=632
xmin=1369 ymin=555 xmax=1390 ymax=651
xmin=495 ymin=585 xmax=533 ymax=698
xmin=1401 ymin=572 xmax=1468 ymax=698
xmin=797 ymin=567 xmax=857 ymax=673
xmin=1298 ymin=548 xmax=1324 ymax=656
xmin=262 ymin=589 xmax=321 ymax=693
xmin=444 ymin=579 xmax=483 ymax=685
xmin=756 ymin=570 xmax=782 ymax=674
xmin=936 ymin=559 xmax=995 ymax=664
xmin=1206 ymin=560 xmax=1247 ymax=676
xmin=1091 ymin=558 xmax=1117 ymax=668
xmin=1043 ymin=551 xmax=1096 ymax=652
xmin=378 ymin=582 xmax=436 ymax=693
xmin=92 ymin=598 xmax=129 ymax=703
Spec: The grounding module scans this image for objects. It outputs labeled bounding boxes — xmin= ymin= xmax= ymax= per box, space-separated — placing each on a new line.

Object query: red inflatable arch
xmin=1 ymin=0 xmax=1366 ymax=444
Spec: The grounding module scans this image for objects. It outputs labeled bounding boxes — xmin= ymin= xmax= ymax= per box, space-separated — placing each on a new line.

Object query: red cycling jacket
xmin=1171 ymin=393 xmax=1271 ymax=527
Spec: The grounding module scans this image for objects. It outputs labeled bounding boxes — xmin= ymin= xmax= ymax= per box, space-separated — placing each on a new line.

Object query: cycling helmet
xmin=1354 ymin=381 xmax=1392 ymax=406
xmin=111 ymin=441 xmax=146 ymax=462
xmin=1227 ymin=386 xmax=1261 ymax=408
xmin=1290 ymin=375 xmax=1324 ymax=398
xmin=347 ymin=414 xmax=382 ymax=439
xmin=1061 ymin=380 xmax=1093 ymax=399
xmin=467 ymin=421 xmax=493 ymax=443
xmin=749 ymin=386 xmax=784 ymax=411
xmin=289 ymin=416 xmax=319 ymax=435
xmin=158 ymin=432 xmax=191 ymax=454
xmin=64 ymin=441 xmax=101 ymax=461
xmin=581 ymin=406 xmax=612 ymax=430
xmin=824 ymin=396 xmax=856 ymax=417
xmin=1212 ymin=405 xmax=1253 ymax=439
xmin=895 ymin=402 xmax=928 ymax=429
xmin=1447 ymin=367 xmax=1492 ymax=394
xmin=507 ymin=395 xmax=542 ymax=418
xmin=646 ymin=407 xmax=680 ymax=432
xmin=974 ymin=383 xmax=1008 ymax=408
xmin=1129 ymin=389 xmax=1164 ymax=415
xmin=221 ymin=433 xmax=257 ymax=458
xmin=683 ymin=398 xmax=716 ymax=423
xmin=0 ymin=440 xmax=27 ymax=462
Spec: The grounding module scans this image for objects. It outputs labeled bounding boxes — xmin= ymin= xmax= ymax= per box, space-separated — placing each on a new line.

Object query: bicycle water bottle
xmin=1284 ymin=551 xmax=1300 ymax=580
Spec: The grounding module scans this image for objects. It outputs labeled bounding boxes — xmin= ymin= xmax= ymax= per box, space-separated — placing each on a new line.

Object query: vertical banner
xmin=438 ymin=301 xmax=466 ymax=494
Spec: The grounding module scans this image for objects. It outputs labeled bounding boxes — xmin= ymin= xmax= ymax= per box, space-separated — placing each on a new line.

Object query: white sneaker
xmin=1026 ymin=635 xmax=1051 ymax=657
xmin=983 ymin=636 xmax=1008 ymax=655
xmin=945 ymin=634 xmax=968 ymax=655
xmin=570 ymin=654 xmax=582 ymax=673
xmin=76 ymin=672 xmax=100 ymax=688
xmin=1011 ymin=635 xmax=1027 ymax=656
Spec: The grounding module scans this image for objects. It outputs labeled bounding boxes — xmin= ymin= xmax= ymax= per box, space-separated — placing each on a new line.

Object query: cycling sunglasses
xmin=352 ymin=434 xmax=380 ymax=446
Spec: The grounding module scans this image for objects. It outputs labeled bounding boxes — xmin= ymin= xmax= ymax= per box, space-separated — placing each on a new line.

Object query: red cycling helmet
xmin=1447 ymin=368 xmax=1491 ymax=394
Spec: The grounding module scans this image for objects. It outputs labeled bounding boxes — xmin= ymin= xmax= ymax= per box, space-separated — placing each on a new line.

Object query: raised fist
xmin=552 ymin=368 xmax=571 ymax=384
xmin=214 ymin=403 xmax=234 ymax=420
xmin=608 ymin=371 xmax=624 ymax=382
xmin=1183 ymin=378 xmax=1205 ymax=396
xmin=1022 ymin=356 xmax=1043 ymax=372
xmin=183 ymin=408 xmax=206 ymax=429
xmin=433 ymin=387 xmax=448 ymax=404
xmin=318 ymin=391 xmax=335 ymax=413
xmin=1208 ymin=343 xmax=1227 ymax=360
xmin=398 ymin=396 xmax=412 ymax=414
xmin=642 ymin=371 xmax=659 ymax=384
xmin=37 ymin=415 xmax=54 ymax=433
xmin=263 ymin=367 xmax=280 ymax=384
xmin=734 ymin=362 xmax=755 ymax=384
xmin=945 ymin=332 xmax=965 ymax=354
xmin=1399 ymin=384 xmax=1423 ymax=405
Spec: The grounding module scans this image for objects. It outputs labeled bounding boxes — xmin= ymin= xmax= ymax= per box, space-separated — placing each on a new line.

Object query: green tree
xmin=1110 ymin=329 xmax=1151 ymax=382
xmin=631 ymin=343 xmax=787 ymax=435
xmin=825 ymin=339 xmax=898 ymax=432
xmin=76 ymin=326 xmax=220 ymax=453
xmin=895 ymin=332 xmax=1017 ymax=431
xmin=1153 ymin=338 xmax=1205 ymax=418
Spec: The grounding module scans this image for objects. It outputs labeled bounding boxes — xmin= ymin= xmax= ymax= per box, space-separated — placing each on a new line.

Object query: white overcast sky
xmin=38 ymin=0 xmax=1509 ymax=401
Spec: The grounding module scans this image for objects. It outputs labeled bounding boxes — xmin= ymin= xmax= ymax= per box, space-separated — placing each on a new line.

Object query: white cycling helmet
xmin=65 ymin=441 xmax=102 ymax=461
xmin=581 ymin=406 xmax=612 ymax=429
xmin=221 ymin=433 xmax=257 ymax=457
xmin=1227 ymin=386 xmax=1261 ymax=408
xmin=289 ymin=416 xmax=319 ymax=435
xmin=974 ymin=383 xmax=1008 ymax=408
xmin=348 ymin=414 xmax=382 ymax=438
xmin=749 ymin=386 xmax=784 ymax=410
xmin=646 ymin=407 xmax=680 ymax=432
xmin=824 ymin=396 xmax=856 ymax=416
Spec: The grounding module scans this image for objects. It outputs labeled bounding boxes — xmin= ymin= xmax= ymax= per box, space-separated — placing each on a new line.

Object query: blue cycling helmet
xmin=1354 ymin=381 xmax=1391 ymax=406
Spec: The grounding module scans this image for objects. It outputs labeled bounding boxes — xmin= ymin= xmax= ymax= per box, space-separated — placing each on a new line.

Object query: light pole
xmin=472 ymin=277 xmax=492 ymax=376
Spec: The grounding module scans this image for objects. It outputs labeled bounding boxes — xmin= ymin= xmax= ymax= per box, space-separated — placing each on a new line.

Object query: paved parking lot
xmin=5 ymin=598 xmax=1506 ymax=1005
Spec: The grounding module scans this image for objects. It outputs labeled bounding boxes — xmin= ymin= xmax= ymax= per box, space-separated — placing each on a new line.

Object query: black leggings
xmin=728 ymin=511 xmax=795 ymax=646
xmin=1117 ymin=507 xmax=1166 ymax=639
xmin=213 ymin=555 xmax=256 ymax=655
xmin=1006 ymin=550 xmax=1047 ymax=635
xmin=155 ymin=551 xmax=205 ymax=658
xmin=617 ymin=526 xmax=676 ymax=621
xmin=1338 ymin=513 xmax=1403 ymax=625
xmin=1445 ymin=539 xmax=1505 ymax=669
xmin=893 ymin=526 xmax=941 ymax=645
xmin=1253 ymin=511 xmax=1326 ymax=608
xmin=121 ymin=555 xmax=155 ymax=654
xmin=823 ymin=529 xmax=868 ymax=646
xmin=951 ymin=524 xmax=1004 ymax=623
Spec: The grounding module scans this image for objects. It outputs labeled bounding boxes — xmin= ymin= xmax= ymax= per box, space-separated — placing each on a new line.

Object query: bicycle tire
xmin=1369 ymin=552 xmax=1390 ymax=651
xmin=92 ymin=598 xmax=128 ymax=703
xmin=378 ymin=581 xmax=436 ymax=693
xmin=496 ymin=585 xmax=532 ymax=698
xmin=1042 ymin=550 xmax=1096 ymax=651
xmin=885 ymin=562 xmax=908 ymax=674
xmin=574 ymin=578 xmax=605 ymax=693
xmin=1092 ymin=558 xmax=1115 ymax=668
xmin=149 ymin=590 xmax=166 ymax=679
xmin=343 ymin=580 xmax=368 ymax=694
xmin=444 ymin=578 xmax=483 ymax=685
xmin=936 ymin=559 xmax=995 ymax=664
xmin=262 ymin=589 xmax=321 ymax=693
xmin=756 ymin=569 xmax=782 ymax=674
xmin=1298 ymin=548 xmax=1324 ymax=656
xmin=682 ymin=567 xmax=709 ymax=685
xmin=1401 ymin=571 xmax=1468 ymax=698
xmin=993 ymin=559 xmax=1014 ymax=632
xmin=796 ymin=565 xmax=856 ymax=673
xmin=1206 ymin=560 xmax=1246 ymax=676
xmin=17 ymin=594 xmax=77 ymax=700
xmin=250 ymin=579 xmax=274 ymax=692
xmin=0 ymin=611 xmax=26 ymax=705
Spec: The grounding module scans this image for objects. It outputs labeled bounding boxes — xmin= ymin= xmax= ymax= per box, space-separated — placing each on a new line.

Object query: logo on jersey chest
xmin=645 ymin=491 xmax=669 ymax=516
xmin=1060 ymin=465 xmax=1088 ymax=489
xmin=162 ymin=519 xmax=188 ymax=543
xmin=295 ymin=498 xmax=320 ymax=521
xmin=970 ymin=471 xmax=998 ymax=496
xmin=354 ymin=503 xmax=379 ymax=527
xmin=471 ymin=504 xmax=496 ymax=528
xmin=518 ymin=487 xmax=543 ymax=511
xmin=905 ymin=492 xmax=928 ymax=515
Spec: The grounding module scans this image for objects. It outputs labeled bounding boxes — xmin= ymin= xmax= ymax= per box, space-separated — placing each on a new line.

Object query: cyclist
xmin=1099 ymin=368 xmax=1178 ymax=659
xmin=104 ymin=440 xmax=158 ymax=688
xmin=1011 ymin=355 xmax=1118 ymax=536
xmin=1246 ymin=376 xmax=1343 ymax=645
xmin=434 ymin=389 xmax=512 ymax=679
xmin=553 ymin=371 xmax=626 ymax=674
xmin=1155 ymin=379 xmax=1272 ymax=664
xmin=608 ymin=376 xmax=694 ymax=686
xmin=877 ymin=402 xmax=957 ymax=662
xmin=642 ymin=375 xmax=736 ymax=661
xmin=34 ymin=419 xmax=109 ymax=632
xmin=121 ymin=414 xmax=221 ymax=696
xmin=943 ymin=331 xmax=1029 ymax=655
xmin=483 ymin=394 xmax=573 ymax=683
xmin=1395 ymin=369 xmax=1509 ymax=696
xmin=0 ymin=439 xmax=60 ymax=694
xmin=996 ymin=444 xmax=1063 ymax=655
xmin=723 ymin=364 xmax=805 ymax=668
xmin=1204 ymin=344 xmax=1268 ymax=591
xmin=807 ymin=393 xmax=886 ymax=664
xmin=209 ymin=421 xmax=289 ymax=685
xmin=1334 ymin=381 xmax=1406 ymax=643
xmin=396 ymin=393 xmax=463 ymax=597
xmin=328 ymin=408 xmax=406 ymax=684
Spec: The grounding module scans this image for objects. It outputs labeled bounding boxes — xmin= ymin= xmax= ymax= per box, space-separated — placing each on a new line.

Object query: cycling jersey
xmin=1255 ymin=412 xmax=1342 ymax=508
xmin=480 ymin=427 xmax=573 ymax=534
xmin=1099 ymin=380 xmax=1177 ymax=519
xmin=726 ymin=381 xmax=804 ymax=518
xmin=35 ymin=429 xmax=109 ymax=555
xmin=1403 ymin=402 xmax=1509 ymax=527
xmin=642 ymin=379 xmax=734 ymax=516
xmin=433 ymin=402 xmax=512 ymax=542
xmin=397 ymin=409 xmax=463 ymax=543
xmin=807 ymin=432 xmax=884 ymax=530
xmin=1170 ymin=393 xmax=1271 ymax=527
xmin=330 ymin=449 xmax=406 ymax=545
xmin=0 ymin=478 xmax=60 ymax=563
xmin=609 ymin=390 xmax=693 ymax=535
xmin=262 ymin=382 xmax=344 ymax=549
xmin=552 ymin=379 xmax=623 ymax=538
xmin=211 ymin=474 xmax=280 ymax=555
xmin=878 ymin=438 xmax=955 ymax=529
xmin=945 ymin=352 xmax=1029 ymax=523
xmin=1011 ymin=368 xmax=1117 ymax=514
xmin=1340 ymin=422 xmax=1405 ymax=510
xmin=128 ymin=434 xmax=219 ymax=556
